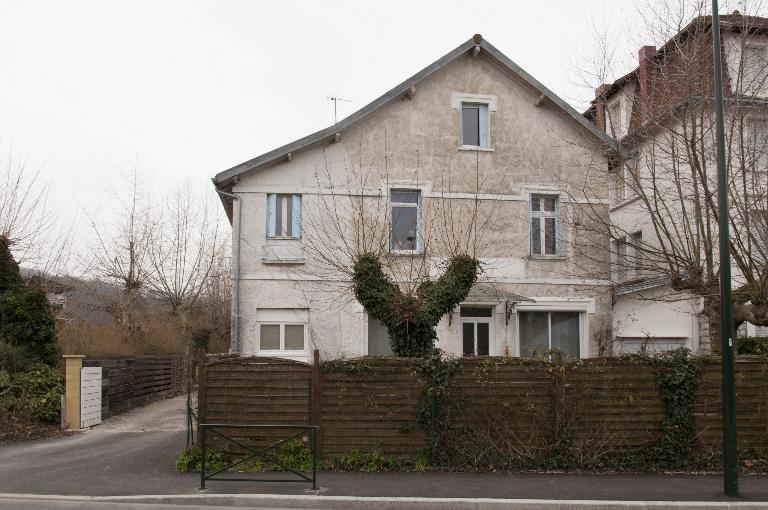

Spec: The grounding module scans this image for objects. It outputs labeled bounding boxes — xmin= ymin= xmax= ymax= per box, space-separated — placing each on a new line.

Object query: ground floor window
xmin=367 ymin=316 xmax=393 ymax=356
xmin=461 ymin=305 xmax=493 ymax=356
xmin=518 ymin=311 xmax=580 ymax=358
xmin=256 ymin=308 xmax=308 ymax=353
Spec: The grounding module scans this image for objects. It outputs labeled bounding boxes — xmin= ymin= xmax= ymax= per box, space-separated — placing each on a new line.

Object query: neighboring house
xmin=584 ymin=14 xmax=768 ymax=353
xmin=212 ymin=34 xmax=624 ymax=362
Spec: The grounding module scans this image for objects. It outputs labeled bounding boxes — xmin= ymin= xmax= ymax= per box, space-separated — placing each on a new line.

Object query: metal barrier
xmin=199 ymin=423 xmax=318 ymax=490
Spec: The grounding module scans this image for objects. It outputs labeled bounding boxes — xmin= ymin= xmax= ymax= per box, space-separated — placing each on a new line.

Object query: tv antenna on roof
xmin=327 ymin=96 xmax=351 ymax=125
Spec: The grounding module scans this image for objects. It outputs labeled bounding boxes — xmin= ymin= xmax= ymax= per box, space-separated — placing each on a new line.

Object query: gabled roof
xmin=212 ymin=34 xmax=625 ymax=199
xmin=585 ymin=13 xmax=768 ymax=117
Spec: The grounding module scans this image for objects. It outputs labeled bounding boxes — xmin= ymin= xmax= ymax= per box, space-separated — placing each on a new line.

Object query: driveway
xmin=0 ymin=395 xmax=195 ymax=496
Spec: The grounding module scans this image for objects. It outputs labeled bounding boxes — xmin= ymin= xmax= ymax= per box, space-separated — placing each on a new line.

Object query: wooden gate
xmin=80 ymin=366 xmax=102 ymax=428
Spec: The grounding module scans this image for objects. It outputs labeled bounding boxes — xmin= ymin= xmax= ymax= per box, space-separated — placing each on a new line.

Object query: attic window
xmin=461 ymin=102 xmax=489 ymax=148
xmin=451 ymin=93 xmax=496 ymax=150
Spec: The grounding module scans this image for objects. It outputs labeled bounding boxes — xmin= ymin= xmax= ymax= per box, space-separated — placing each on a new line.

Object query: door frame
xmin=459 ymin=304 xmax=496 ymax=356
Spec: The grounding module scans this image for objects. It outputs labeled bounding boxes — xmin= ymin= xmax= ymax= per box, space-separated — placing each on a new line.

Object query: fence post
xmin=312 ymin=349 xmax=322 ymax=457
xmin=198 ymin=353 xmax=207 ymax=424
xmin=311 ymin=426 xmax=318 ymax=490
xmin=62 ymin=355 xmax=85 ymax=430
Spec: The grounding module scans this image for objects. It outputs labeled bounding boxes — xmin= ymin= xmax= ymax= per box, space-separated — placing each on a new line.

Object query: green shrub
xmin=332 ymin=450 xmax=397 ymax=472
xmin=0 ymin=341 xmax=32 ymax=372
xmin=0 ymin=237 xmax=22 ymax=292
xmin=175 ymin=446 xmax=231 ymax=473
xmin=275 ymin=439 xmax=315 ymax=472
xmin=739 ymin=336 xmax=768 ymax=355
xmin=0 ymin=238 xmax=58 ymax=366
xmin=0 ymin=288 xmax=58 ymax=366
xmin=175 ymin=439 xmax=317 ymax=474
xmin=0 ymin=362 xmax=63 ymax=423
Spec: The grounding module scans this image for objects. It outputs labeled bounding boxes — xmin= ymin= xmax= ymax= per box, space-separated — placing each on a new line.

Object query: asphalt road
xmin=0 ymin=396 xmax=766 ymax=502
xmin=0 ymin=498 xmax=297 ymax=510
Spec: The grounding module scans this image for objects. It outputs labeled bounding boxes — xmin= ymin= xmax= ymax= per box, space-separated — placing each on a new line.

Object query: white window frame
xmin=630 ymin=231 xmax=642 ymax=280
xmin=267 ymin=193 xmax=302 ymax=239
xmin=746 ymin=116 xmax=768 ymax=173
xmin=742 ymin=43 xmax=768 ymax=97
xmin=614 ymin=237 xmax=628 ymax=282
xmin=389 ymin=188 xmax=423 ymax=254
xmin=451 ymin=93 xmax=496 ymax=151
xmin=516 ymin=299 xmax=592 ymax=358
xmin=459 ymin=305 xmax=495 ymax=357
xmin=256 ymin=321 xmax=308 ymax=353
xmin=516 ymin=310 xmax=585 ymax=360
xmin=362 ymin=311 xmax=394 ymax=356
xmin=460 ymin=102 xmax=489 ymax=149
xmin=529 ymin=193 xmax=562 ymax=257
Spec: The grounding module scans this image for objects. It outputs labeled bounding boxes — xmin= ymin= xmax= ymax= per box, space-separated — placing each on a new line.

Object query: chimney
xmin=637 ymin=45 xmax=657 ymax=126
xmin=594 ymin=84 xmax=611 ymax=132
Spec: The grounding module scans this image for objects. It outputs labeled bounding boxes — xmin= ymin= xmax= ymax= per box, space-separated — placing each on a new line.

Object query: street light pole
xmin=710 ymin=0 xmax=739 ymax=497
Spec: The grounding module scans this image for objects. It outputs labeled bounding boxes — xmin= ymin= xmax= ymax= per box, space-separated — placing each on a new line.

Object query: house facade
xmin=585 ymin=14 xmax=768 ymax=353
xmin=212 ymin=35 xmax=623 ymax=361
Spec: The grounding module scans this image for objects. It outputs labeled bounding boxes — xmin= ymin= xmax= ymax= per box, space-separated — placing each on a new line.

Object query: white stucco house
xmin=212 ymin=34 xmax=625 ymax=362
xmin=584 ymin=13 xmax=768 ymax=354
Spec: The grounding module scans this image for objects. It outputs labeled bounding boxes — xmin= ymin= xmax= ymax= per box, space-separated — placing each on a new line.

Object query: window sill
xmin=527 ymin=255 xmax=565 ymax=261
xmin=262 ymin=257 xmax=306 ymax=265
xmin=266 ymin=236 xmax=301 ymax=241
xmin=458 ymin=145 xmax=494 ymax=152
xmin=609 ymin=195 xmax=640 ymax=212
xmin=387 ymin=251 xmax=424 ymax=257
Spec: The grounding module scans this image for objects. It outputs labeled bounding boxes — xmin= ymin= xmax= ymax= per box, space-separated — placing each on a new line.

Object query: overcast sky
xmin=1 ymin=0 xmax=646 ymax=268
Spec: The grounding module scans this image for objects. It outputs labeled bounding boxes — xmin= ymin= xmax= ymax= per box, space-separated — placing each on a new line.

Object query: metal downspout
xmin=216 ymin=189 xmax=241 ymax=354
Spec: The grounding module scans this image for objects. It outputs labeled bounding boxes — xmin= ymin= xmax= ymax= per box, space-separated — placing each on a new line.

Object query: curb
xmin=0 ymin=494 xmax=766 ymax=510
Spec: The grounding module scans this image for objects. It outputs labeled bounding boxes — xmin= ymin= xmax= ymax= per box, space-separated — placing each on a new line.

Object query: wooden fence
xmin=198 ymin=353 xmax=768 ymax=460
xmin=83 ymin=355 xmax=186 ymax=418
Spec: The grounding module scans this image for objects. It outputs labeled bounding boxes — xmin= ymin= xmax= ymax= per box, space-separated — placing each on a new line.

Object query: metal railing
xmin=199 ymin=423 xmax=318 ymax=490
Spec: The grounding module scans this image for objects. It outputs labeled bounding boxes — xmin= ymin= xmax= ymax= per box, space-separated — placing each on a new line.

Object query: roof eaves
xmin=479 ymin=40 xmax=628 ymax=157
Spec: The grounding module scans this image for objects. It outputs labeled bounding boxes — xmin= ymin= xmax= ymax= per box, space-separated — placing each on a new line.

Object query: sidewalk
xmin=0 ymin=399 xmax=764 ymax=504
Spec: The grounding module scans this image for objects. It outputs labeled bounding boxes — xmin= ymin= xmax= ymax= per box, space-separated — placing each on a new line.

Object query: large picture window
xmin=390 ymin=189 xmax=422 ymax=253
xmin=529 ymin=193 xmax=561 ymax=256
xmin=518 ymin=311 xmax=580 ymax=359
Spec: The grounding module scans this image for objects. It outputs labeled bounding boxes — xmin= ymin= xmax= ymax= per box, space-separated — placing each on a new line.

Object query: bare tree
xmin=0 ymin=146 xmax=73 ymax=277
xmin=145 ymin=182 xmax=226 ymax=330
xmin=85 ymin=166 xmax=149 ymax=332
xmin=569 ymin=2 xmax=768 ymax=345
xmin=296 ymin=135 xmax=504 ymax=355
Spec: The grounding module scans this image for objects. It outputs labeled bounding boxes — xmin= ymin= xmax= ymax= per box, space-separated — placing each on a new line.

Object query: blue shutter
xmin=528 ymin=195 xmax=534 ymax=255
xmin=555 ymin=196 xmax=563 ymax=256
xmin=292 ymin=195 xmax=302 ymax=238
xmin=417 ymin=191 xmax=424 ymax=253
xmin=267 ymin=194 xmax=276 ymax=237
xmin=479 ymin=104 xmax=489 ymax=148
